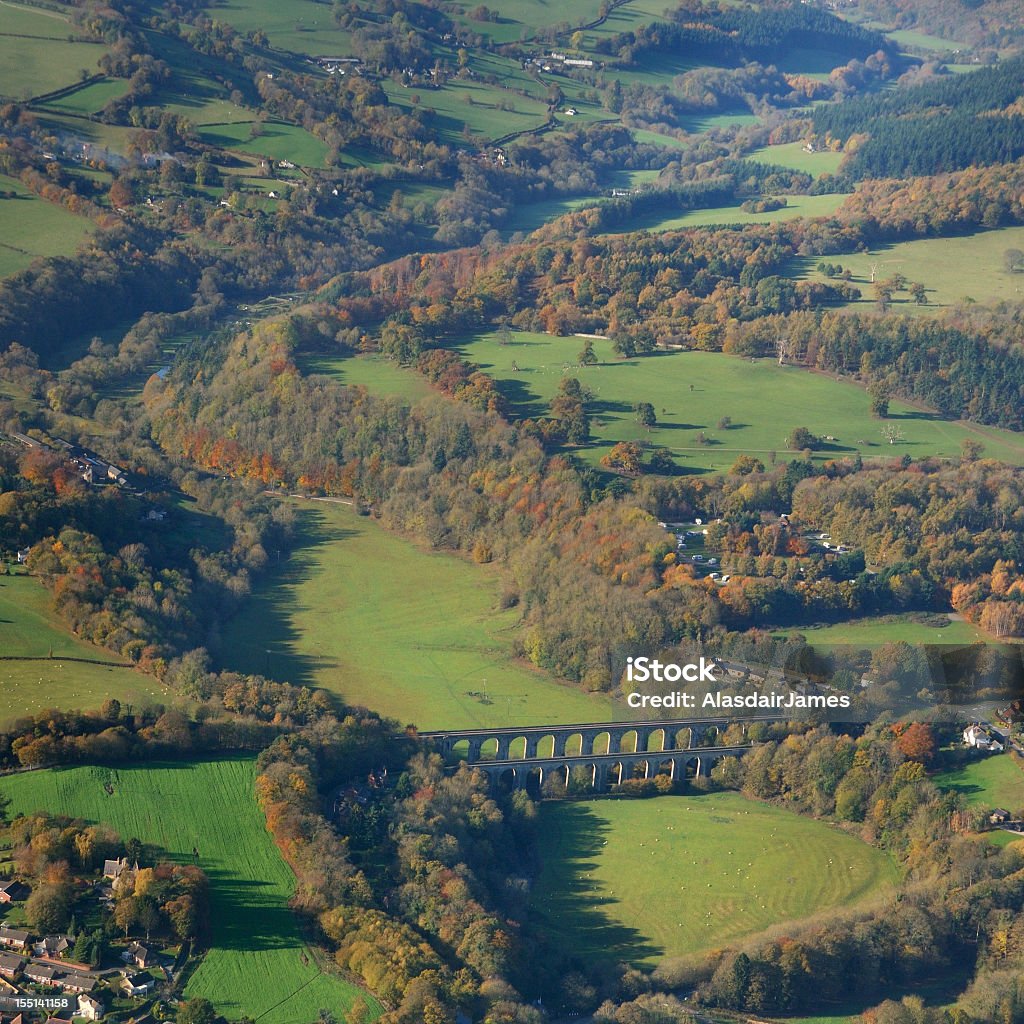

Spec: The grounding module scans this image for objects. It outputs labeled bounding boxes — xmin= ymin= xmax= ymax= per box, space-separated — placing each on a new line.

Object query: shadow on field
xmin=204 ymin=871 xmax=304 ymax=952
xmin=531 ymin=803 xmax=661 ymax=964
xmin=217 ymin=507 xmax=354 ymax=689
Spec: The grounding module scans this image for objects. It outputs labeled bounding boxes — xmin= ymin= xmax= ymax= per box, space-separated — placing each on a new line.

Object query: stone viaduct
xmin=418 ymin=717 xmax=775 ymax=793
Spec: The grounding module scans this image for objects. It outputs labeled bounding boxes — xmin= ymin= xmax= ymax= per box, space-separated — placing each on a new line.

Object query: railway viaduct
xmin=418 ymin=717 xmax=777 ymax=793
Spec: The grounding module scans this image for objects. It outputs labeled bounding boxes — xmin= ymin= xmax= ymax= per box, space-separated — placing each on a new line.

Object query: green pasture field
xmin=199 ymin=0 xmax=358 ymax=55
xmin=220 ymin=500 xmax=617 ymax=729
xmin=608 ymin=53 xmax=722 ymax=89
xmin=156 ymin=90 xmax=251 ymax=127
xmin=793 ymin=226 xmax=1024 ymax=311
xmin=581 ymin=0 xmax=683 ymax=46
xmin=507 ymin=194 xmax=601 ymax=234
xmin=748 ymin=141 xmax=846 ymax=176
xmin=450 ymin=334 xmax=1024 ymax=472
xmin=773 ymin=614 xmax=987 ymax=648
xmin=302 ymin=352 xmax=435 ymax=403
xmin=935 ymin=756 xmax=1024 ymax=815
xmin=381 ymin=77 xmax=550 ymax=145
xmin=530 ymin=793 xmax=898 ymax=964
xmin=450 ymin=0 xmax=605 ymax=45
xmin=36 ymin=111 xmax=136 ymax=156
xmin=616 ymin=191 xmax=851 ymax=233
xmin=0 ymin=759 xmax=381 ymax=1021
xmin=776 ymin=44 xmax=852 ymax=79
xmin=0 ymin=3 xmax=106 ymax=99
xmin=0 ymin=574 xmax=170 ymax=721
xmin=0 ymin=173 xmax=93 ymax=279
xmin=40 ymin=77 xmax=129 ymax=115
xmin=197 ymin=120 xmax=329 ymax=167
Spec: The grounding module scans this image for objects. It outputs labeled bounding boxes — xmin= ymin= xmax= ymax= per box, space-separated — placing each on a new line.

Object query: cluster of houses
xmin=524 ymin=52 xmax=597 ymax=73
xmin=0 ymin=860 xmax=164 ymax=1018
xmin=307 ymin=55 xmax=362 ymax=77
xmin=0 ymin=917 xmax=157 ymax=1010
xmin=6 ymin=433 xmax=133 ymax=491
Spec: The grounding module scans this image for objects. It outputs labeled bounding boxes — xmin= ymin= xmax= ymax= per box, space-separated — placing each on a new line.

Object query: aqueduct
xmin=418 ymin=717 xmax=776 ymax=793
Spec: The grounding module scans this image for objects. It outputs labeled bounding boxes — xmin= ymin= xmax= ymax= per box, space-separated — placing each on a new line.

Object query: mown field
xmin=197 ymin=120 xmax=329 ymax=167
xmin=794 ymin=226 xmax=1024 ymax=311
xmin=220 ymin=501 xmax=616 ymax=729
xmin=0 ymin=574 xmax=169 ymax=721
xmin=41 ymin=77 xmax=130 ymax=115
xmin=0 ymin=3 xmax=106 ymax=99
xmin=303 ymin=352 xmax=435 ymax=403
xmin=530 ymin=793 xmax=898 ymax=964
xmin=0 ymin=759 xmax=380 ymax=1021
xmin=749 ymin=141 xmax=846 ymax=176
xmin=618 ymin=191 xmax=851 ymax=233
xmin=0 ymin=173 xmax=93 ymax=279
xmin=448 ymin=335 xmax=1024 ymax=471
xmin=774 ymin=614 xmax=987 ymax=648
xmin=935 ymin=756 xmax=1024 ymax=815
xmin=450 ymin=0 xmax=606 ymax=45
xmin=381 ymin=75 xmax=551 ymax=146
xmin=198 ymin=0 xmax=358 ymax=54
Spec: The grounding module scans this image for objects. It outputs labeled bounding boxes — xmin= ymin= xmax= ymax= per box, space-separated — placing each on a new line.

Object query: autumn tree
xmin=894 ymin=722 xmax=935 ymax=764
xmin=601 ymin=441 xmax=643 ymax=475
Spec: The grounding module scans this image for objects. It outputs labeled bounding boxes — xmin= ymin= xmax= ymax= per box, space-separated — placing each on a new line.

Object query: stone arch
xmin=451 ymin=738 xmax=471 ymax=761
xmin=525 ymin=766 xmax=544 ymax=797
xmin=648 ymin=727 xmax=671 ymax=753
xmin=563 ymin=732 xmax=584 ymax=757
xmin=497 ymin=767 xmax=518 ymax=792
xmin=684 ymin=756 xmax=701 ymax=779
xmin=699 ymin=725 xmax=720 ymax=747
xmin=620 ymin=729 xmax=640 ymax=754
xmin=607 ymin=761 xmax=626 ymax=787
xmin=529 ymin=734 xmax=557 ymax=759
xmin=591 ymin=731 xmax=612 ymax=755
xmin=479 ymin=737 xmax=499 ymax=761
xmin=655 ymin=757 xmax=676 ymax=779
xmin=508 ymin=736 xmax=529 ymax=760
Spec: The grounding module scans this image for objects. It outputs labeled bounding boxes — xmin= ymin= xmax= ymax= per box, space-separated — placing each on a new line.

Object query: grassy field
xmin=220 ymin=501 xmax=616 ymax=729
xmin=793 ymin=226 xmax=1024 ymax=311
xmin=381 ymin=76 xmax=551 ymax=145
xmin=618 ymin=191 xmax=851 ymax=233
xmin=530 ymin=793 xmax=898 ymax=964
xmin=42 ymin=77 xmax=130 ymax=115
xmin=0 ymin=3 xmax=106 ymax=99
xmin=749 ymin=141 xmax=846 ymax=177
xmin=0 ymin=574 xmax=171 ymax=721
xmin=935 ymin=756 xmax=1024 ymax=814
xmin=448 ymin=334 xmax=1024 ymax=472
xmin=302 ymin=352 xmax=435 ymax=403
xmin=0 ymin=173 xmax=93 ymax=278
xmin=450 ymin=0 xmax=605 ymax=45
xmin=35 ymin=111 xmax=136 ymax=157
xmin=197 ymin=0 xmax=358 ymax=54
xmin=197 ymin=120 xmax=329 ymax=167
xmin=0 ymin=759 xmax=380 ymax=1021
xmin=774 ymin=614 xmax=988 ymax=648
